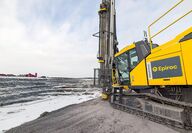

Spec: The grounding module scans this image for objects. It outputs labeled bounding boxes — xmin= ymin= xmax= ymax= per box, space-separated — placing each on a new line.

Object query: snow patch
xmin=0 ymin=91 xmax=100 ymax=133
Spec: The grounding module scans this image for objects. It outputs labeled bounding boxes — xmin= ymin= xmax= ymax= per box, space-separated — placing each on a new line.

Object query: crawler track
xmin=111 ymin=93 xmax=192 ymax=130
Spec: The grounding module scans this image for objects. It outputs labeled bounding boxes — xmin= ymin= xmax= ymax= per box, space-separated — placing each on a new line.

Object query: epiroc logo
xmin=152 ymin=65 xmax=178 ymax=72
xmin=150 ymin=56 xmax=182 ymax=79
xmin=152 ymin=67 xmax=158 ymax=72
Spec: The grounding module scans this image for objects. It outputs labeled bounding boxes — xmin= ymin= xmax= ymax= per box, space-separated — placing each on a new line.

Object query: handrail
xmin=148 ymin=0 xmax=192 ymax=50
xmin=151 ymin=10 xmax=192 ymax=39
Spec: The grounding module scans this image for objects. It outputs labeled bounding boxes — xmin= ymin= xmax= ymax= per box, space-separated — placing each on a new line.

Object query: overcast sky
xmin=0 ymin=0 xmax=191 ymax=77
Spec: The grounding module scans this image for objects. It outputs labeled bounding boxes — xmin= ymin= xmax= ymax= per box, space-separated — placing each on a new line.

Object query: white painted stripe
xmin=147 ymin=62 xmax=153 ymax=80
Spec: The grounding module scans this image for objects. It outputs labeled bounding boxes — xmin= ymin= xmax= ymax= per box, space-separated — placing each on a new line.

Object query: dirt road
xmin=6 ymin=99 xmax=187 ymax=133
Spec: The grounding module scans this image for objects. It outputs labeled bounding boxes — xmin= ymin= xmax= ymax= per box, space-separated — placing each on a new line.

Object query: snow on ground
xmin=0 ymin=90 xmax=100 ymax=133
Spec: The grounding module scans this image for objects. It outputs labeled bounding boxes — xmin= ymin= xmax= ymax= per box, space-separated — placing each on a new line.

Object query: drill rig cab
xmin=113 ymin=26 xmax=192 ymax=101
xmin=95 ymin=0 xmax=192 ymax=128
xmin=111 ymin=0 xmax=192 ymax=102
xmin=95 ymin=0 xmax=192 ymax=102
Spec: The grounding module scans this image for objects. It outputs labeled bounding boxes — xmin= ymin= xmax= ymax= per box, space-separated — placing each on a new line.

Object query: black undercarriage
xmin=110 ymin=86 xmax=192 ymax=130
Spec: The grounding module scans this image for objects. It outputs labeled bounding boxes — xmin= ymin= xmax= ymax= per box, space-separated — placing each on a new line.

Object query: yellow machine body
xmin=101 ymin=93 xmax=108 ymax=100
xmin=113 ymin=27 xmax=192 ymax=89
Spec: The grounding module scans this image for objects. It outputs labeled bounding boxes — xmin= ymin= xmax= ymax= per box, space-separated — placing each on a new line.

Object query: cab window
xmin=115 ymin=52 xmax=129 ymax=85
xmin=129 ymin=48 xmax=139 ymax=69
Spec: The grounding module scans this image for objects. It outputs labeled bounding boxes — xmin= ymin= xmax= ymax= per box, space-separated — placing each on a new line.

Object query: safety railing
xmin=148 ymin=0 xmax=192 ymax=50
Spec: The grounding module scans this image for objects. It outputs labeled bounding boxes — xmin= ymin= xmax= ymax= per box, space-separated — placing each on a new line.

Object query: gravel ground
xmin=6 ymin=98 xmax=191 ymax=133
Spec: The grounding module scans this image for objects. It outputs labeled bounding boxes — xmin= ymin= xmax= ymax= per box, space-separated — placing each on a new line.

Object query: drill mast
xmin=97 ymin=0 xmax=118 ymax=94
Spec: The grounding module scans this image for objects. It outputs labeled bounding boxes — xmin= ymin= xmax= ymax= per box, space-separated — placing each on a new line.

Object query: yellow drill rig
xmin=95 ymin=0 xmax=192 ymax=129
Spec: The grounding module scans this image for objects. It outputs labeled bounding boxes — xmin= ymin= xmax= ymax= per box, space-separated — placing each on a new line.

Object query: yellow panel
xmin=98 ymin=60 xmax=104 ymax=63
xmin=99 ymin=8 xmax=107 ymax=12
xmin=101 ymin=93 xmax=108 ymax=100
xmin=147 ymin=41 xmax=181 ymax=59
xmin=130 ymin=60 xmax=148 ymax=86
xmin=145 ymin=27 xmax=192 ymax=86
xmin=181 ymin=39 xmax=192 ymax=85
xmin=149 ymin=27 xmax=192 ymax=58
xmin=115 ymin=44 xmax=135 ymax=57
xmin=112 ymin=84 xmax=129 ymax=90
xmin=146 ymin=52 xmax=186 ymax=85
